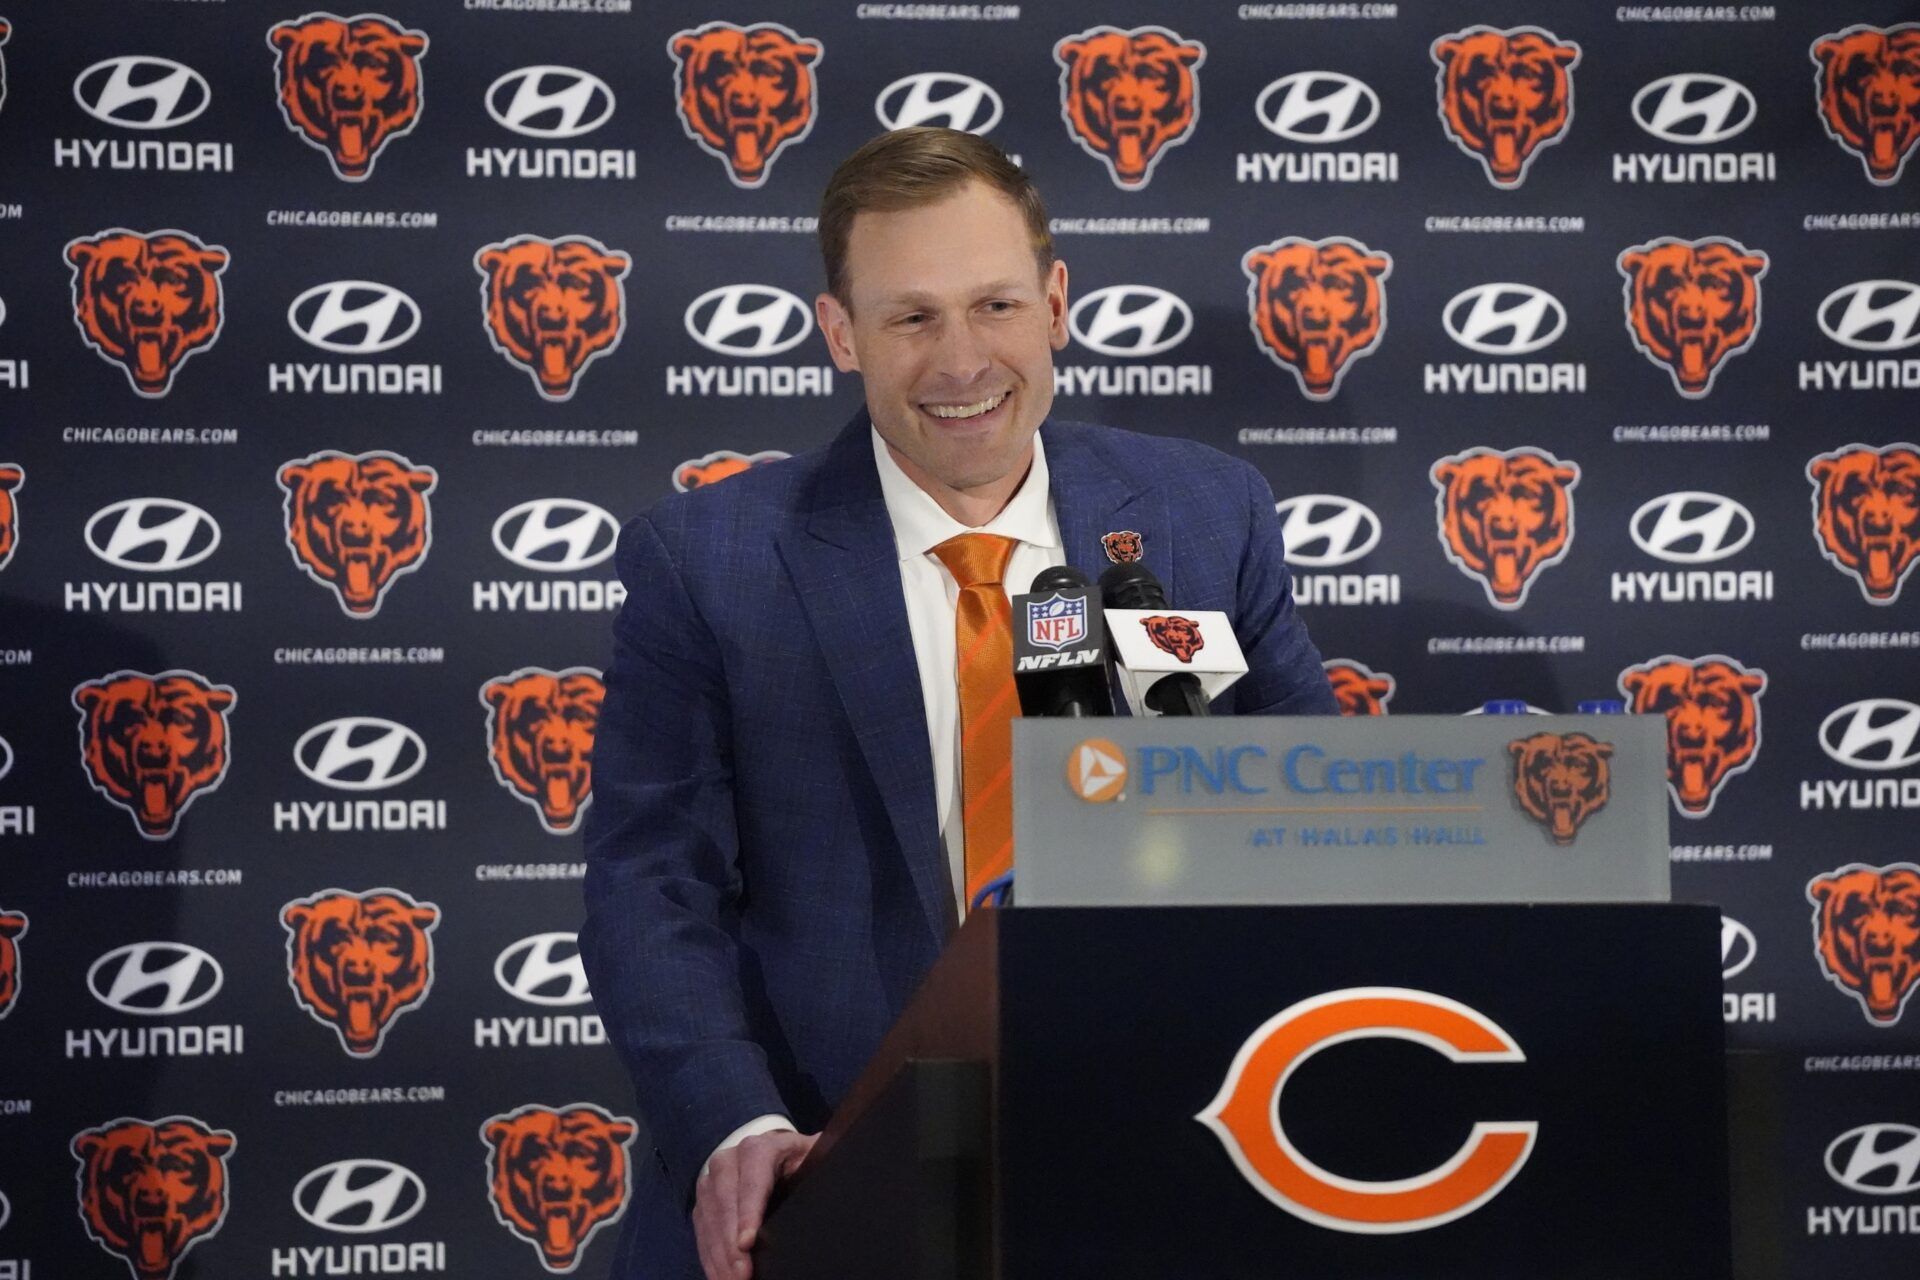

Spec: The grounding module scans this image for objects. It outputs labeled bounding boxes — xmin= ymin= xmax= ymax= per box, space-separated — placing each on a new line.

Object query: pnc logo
xmin=1198 ymin=988 xmax=1535 ymax=1233
xmin=684 ymin=284 xmax=811 ymax=358
xmin=492 ymin=499 xmax=618 ymax=573
xmin=1442 ymin=283 xmax=1566 ymax=356
xmin=1068 ymin=285 xmax=1192 ymax=358
xmin=1629 ymin=492 xmax=1754 ymax=564
xmin=87 ymin=941 xmax=222 ymax=1016
xmin=1811 ymin=23 xmax=1920 ymax=185
xmin=1256 ymin=71 xmax=1379 ymax=144
xmin=1055 ymin=25 xmax=1205 ymax=189
xmin=1819 ymin=699 xmax=1920 ymax=771
xmin=1817 ymin=280 xmax=1920 ymax=351
xmin=486 ymin=66 xmax=614 ymax=138
xmin=1432 ymin=26 xmax=1581 ymax=187
xmin=1275 ymin=495 xmax=1380 ymax=568
xmin=669 ymin=21 xmax=821 ymax=189
xmin=1067 ymin=738 xmax=1127 ymax=803
xmin=1721 ymin=915 xmax=1757 ymax=980
xmin=84 ymin=498 xmax=221 ymax=572
xmin=74 ymin=56 xmax=211 ymax=130
xmin=293 ymin=1158 xmax=427 ymax=1234
xmin=294 ymin=717 xmax=427 ymax=791
xmin=1630 ymin=73 xmax=1756 ymax=145
xmin=288 ymin=281 xmax=420 ymax=355
xmin=1825 ymin=1123 xmax=1920 ymax=1195
xmin=874 ymin=72 xmax=1001 ymax=133
xmin=494 ymin=932 xmax=592 ymax=1007
xmin=73 ymin=1116 xmax=235 ymax=1280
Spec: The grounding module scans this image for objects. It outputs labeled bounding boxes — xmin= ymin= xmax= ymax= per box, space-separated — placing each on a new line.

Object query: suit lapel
xmin=1045 ymin=420 xmax=1171 ymax=626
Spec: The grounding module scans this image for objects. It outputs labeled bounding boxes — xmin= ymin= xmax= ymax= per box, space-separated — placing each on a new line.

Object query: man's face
xmin=818 ymin=181 xmax=1069 ymax=499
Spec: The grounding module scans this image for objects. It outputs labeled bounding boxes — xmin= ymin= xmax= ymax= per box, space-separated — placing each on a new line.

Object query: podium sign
xmin=1014 ymin=714 xmax=1669 ymax=905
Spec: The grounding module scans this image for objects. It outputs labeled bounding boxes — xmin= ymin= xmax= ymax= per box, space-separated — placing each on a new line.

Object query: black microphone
xmin=1009 ymin=565 xmax=1113 ymax=717
xmin=1097 ymin=562 xmax=1211 ymax=717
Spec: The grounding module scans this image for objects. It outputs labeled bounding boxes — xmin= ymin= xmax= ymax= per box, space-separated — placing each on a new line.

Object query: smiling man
xmin=580 ymin=127 xmax=1334 ymax=1280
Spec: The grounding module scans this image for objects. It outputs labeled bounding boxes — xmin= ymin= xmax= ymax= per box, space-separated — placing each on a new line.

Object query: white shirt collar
xmin=870 ymin=423 xmax=1057 ymax=562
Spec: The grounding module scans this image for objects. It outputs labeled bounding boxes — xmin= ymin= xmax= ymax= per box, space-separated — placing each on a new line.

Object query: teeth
xmin=924 ymin=390 xmax=1008 ymax=420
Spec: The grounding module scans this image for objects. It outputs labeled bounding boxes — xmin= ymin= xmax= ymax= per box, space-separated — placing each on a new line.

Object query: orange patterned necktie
xmin=930 ymin=532 xmax=1020 ymax=909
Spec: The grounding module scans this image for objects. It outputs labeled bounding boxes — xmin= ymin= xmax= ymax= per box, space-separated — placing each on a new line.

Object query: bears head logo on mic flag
xmin=1812 ymin=23 xmax=1920 ymax=185
xmin=1324 ymin=659 xmax=1394 ymax=716
xmin=1618 ymin=237 xmax=1767 ymax=398
xmin=1807 ymin=442 xmax=1920 ymax=604
xmin=668 ymin=21 xmax=821 ymax=188
xmin=1432 ymin=26 xmax=1580 ymax=187
xmin=1807 ymin=862 xmax=1920 ymax=1026
xmin=73 ymin=671 xmax=235 ymax=840
xmin=475 ymin=236 xmax=630 ymax=401
xmin=0 ymin=463 xmax=21 ymax=571
xmin=1430 ymin=447 xmax=1579 ymax=609
xmin=481 ymin=668 xmax=604 ymax=834
xmin=0 ymin=906 xmax=25 ymax=1019
xmin=672 ymin=449 xmax=789 ymax=492
xmin=65 ymin=230 xmax=228 ymax=398
xmin=72 ymin=1116 xmax=235 ymax=1280
xmin=481 ymin=1103 xmax=637 ymax=1273
xmin=1508 ymin=732 xmax=1612 ymax=845
xmin=281 ymin=886 xmax=439 ymax=1056
xmin=1141 ymin=615 xmax=1205 ymax=664
xmin=268 ymin=12 xmax=427 ymax=181
xmin=1054 ymin=25 xmax=1205 ymax=189
xmin=1618 ymin=655 xmax=1766 ymax=819
xmin=278 ymin=449 xmax=436 ymax=617
xmin=1243 ymin=237 xmax=1391 ymax=401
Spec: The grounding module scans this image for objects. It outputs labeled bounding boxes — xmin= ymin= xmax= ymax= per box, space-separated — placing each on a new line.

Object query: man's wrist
xmin=701 ymin=1113 xmax=796 ymax=1179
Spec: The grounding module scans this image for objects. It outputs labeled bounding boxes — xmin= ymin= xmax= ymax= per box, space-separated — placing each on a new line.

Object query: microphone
xmin=1010 ymin=565 xmax=1113 ymax=718
xmin=1097 ymin=562 xmax=1248 ymax=717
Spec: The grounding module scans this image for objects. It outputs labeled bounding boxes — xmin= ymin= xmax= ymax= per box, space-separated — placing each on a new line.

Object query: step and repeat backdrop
xmin=1 ymin=1 xmax=1917 ymax=1276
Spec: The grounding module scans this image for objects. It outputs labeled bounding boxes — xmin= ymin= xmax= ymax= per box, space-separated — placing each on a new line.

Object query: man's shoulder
xmin=638 ymin=447 xmax=822 ymax=545
xmin=1046 ymin=418 xmax=1256 ymax=494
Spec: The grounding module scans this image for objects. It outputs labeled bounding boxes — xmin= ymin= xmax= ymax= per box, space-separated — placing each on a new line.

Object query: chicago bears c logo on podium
xmin=1811 ymin=23 xmax=1920 ymax=185
xmin=1618 ymin=655 xmax=1766 ymax=819
xmin=73 ymin=670 xmax=236 ymax=840
xmin=1243 ymin=237 xmax=1391 ymax=401
xmin=281 ymin=886 xmax=439 ymax=1056
xmin=65 ymin=230 xmax=228 ymax=398
xmin=1054 ymin=26 xmax=1205 ymax=189
xmin=1807 ymin=862 xmax=1920 ymax=1025
xmin=72 ymin=1116 xmax=236 ymax=1280
xmin=1508 ymin=732 xmax=1612 ymax=845
xmin=1807 ymin=442 xmax=1920 ymax=604
xmin=669 ymin=21 xmax=821 ymax=188
xmin=481 ymin=667 xmax=604 ymax=834
xmin=1432 ymin=26 xmax=1580 ymax=187
xmin=475 ymin=236 xmax=630 ymax=401
xmin=268 ymin=12 xmax=427 ymax=180
xmin=481 ymin=1103 xmax=637 ymax=1273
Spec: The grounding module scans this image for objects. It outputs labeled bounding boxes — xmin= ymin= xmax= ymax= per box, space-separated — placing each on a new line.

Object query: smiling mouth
xmin=920 ymin=388 xmax=1010 ymax=423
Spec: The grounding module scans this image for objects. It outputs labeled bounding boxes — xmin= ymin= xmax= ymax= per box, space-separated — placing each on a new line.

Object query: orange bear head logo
xmin=0 ymin=463 xmax=21 ymax=571
xmin=65 ymin=229 xmax=228 ymax=398
xmin=1807 ymin=442 xmax=1920 ymax=604
xmin=671 ymin=449 xmax=789 ymax=493
xmin=0 ymin=20 xmax=9 ymax=114
xmin=1054 ymin=25 xmax=1206 ymax=189
xmin=1141 ymin=615 xmax=1205 ymax=664
xmin=0 ymin=907 xmax=25 ymax=1020
xmin=1618 ymin=237 xmax=1768 ymax=398
xmin=669 ymin=21 xmax=821 ymax=188
xmin=1101 ymin=530 xmax=1144 ymax=564
xmin=1618 ymin=655 xmax=1766 ymax=819
xmin=1431 ymin=447 xmax=1579 ymax=609
xmin=1432 ymin=26 xmax=1581 ymax=187
xmin=1808 ymin=862 xmax=1920 ymax=1026
xmin=73 ymin=671 xmax=235 ymax=840
xmin=278 ymin=449 xmax=436 ymax=617
xmin=1324 ymin=660 xmax=1394 ymax=716
xmin=1812 ymin=23 xmax=1920 ymax=185
xmin=72 ymin=1116 xmax=235 ymax=1280
xmin=475 ymin=235 xmax=630 ymax=402
xmin=282 ymin=887 xmax=439 ymax=1056
xmin=1243 ymin=237 xmax=1391 ymax=400
xmin=481 ymin=1103 xmax=637 ymax=1273
xmin=1508 ymin=731 xmax=1613 ymax=845
xmin=268 ymin=12 xmax=427 ymax=181
xmin=481 ymin=668 xmax=604 ymax=835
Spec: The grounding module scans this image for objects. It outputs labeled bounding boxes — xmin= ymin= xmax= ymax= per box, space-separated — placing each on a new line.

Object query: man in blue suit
xmin=581 ymin=127 xmax=1335 ymax=1280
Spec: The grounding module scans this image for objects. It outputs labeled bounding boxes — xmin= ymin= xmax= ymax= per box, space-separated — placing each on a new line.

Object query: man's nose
xmin=932 ymin=317 xmax=992 ymax=384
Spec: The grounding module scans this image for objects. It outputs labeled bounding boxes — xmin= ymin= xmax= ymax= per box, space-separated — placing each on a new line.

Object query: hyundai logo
xmin=486 ymin=65 xmax=615 ymax=139
xmin=1818 ymin=699 xmax=1920 ymax=772
xmin=875 ymin=72 xmax=1002 ymax=134
xmin=293 ymin=1159 xmax=428 ymax=1234
xmin=684 ymin=284 xmax=811 ymax=358
xmin=288 ymin=281 xmax=421 ymax=355
xmin=1817 ymin=280 xmax=1920 ymax=352
xmin=0 ymin=735 xmax=12 ymax=783
xmin=1630 ymin=74 xmax=1756 ymax=146
xmin=1628 ymin=492 xmax=1754 ymax=564
xmin=1719 ymin=915 xmax=1755 ymax=980
xmin=1255 ymin=71 xmax=1379 ymax=144
xmin=1068 ymin=285 xmax=1193 ymax=358
xmin=0 ymin=294 xmax=7 ymax=328
xmin=1443 ymin=283 xmax=1566 ymax=356
xmin=0 ymin=1189 xmax=8 ymax=1231
xmin=1274 ymin=495 xmax=1381 ymax=568
xmin=1824 ymin=1124 xmax=1920 ymax=1196
xmin=492 ymin=499 xmax=619 ymax=573
xmin=495 ymin=932 xmax=593 ymax=1007
xmin=87 ymin=942 xmax=223 ymax=1016
xmin=294 ymin=718 xmax=427 ymax=791
xmin=84 ymin=498 xmax=221 ymax=572
xmin=73 ymin=56 xmax=211 ymax=130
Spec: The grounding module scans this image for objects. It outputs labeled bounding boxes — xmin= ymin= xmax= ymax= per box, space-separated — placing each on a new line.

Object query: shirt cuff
xmin=701 ymin=1113 xmax=797 ymax=1179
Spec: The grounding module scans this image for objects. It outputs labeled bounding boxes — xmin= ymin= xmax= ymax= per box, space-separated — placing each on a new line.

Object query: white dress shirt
xmin=703 ymin=426 xmax=1065 ymax=1172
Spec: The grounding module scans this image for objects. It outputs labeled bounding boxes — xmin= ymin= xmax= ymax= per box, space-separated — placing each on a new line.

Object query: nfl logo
xmin=1027 ymin=592 xmax=1087 ymax=651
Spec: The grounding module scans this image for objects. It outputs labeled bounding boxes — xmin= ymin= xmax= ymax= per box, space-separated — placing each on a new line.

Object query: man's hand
xmin=695 ymin=1129 xmax=819 ymax=1280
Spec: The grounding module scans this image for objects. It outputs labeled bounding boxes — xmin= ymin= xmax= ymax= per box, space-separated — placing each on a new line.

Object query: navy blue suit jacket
xmin=580 ymin=413 xmax=1335 ymax=1278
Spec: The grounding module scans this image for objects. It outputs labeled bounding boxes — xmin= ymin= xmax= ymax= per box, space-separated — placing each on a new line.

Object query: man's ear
xmin=814 ymin=292 xmax=861 ymax=374
xmin=1047 ymin=259 xmax=1070 ymax=352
